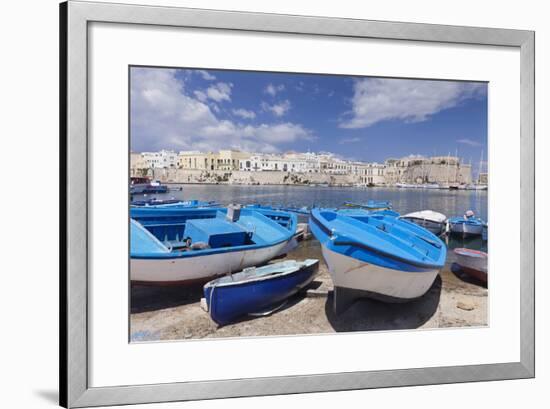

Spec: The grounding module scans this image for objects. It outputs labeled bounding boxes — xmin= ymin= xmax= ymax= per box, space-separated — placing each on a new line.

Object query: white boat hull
xmin=321 ymin=246 xmax=440 ymax=301
xmin=131 ymin=241 xmax=288 ymax=285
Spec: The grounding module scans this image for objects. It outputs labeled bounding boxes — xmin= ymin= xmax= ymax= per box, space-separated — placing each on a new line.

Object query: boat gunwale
xmin=310 ymin=210 xmax=446 ymax=270
xmin=204 ymin=259 xmax=318 ymax=289
xmin=131 ymin=208 xmax=297 ymax=260
xmin=453 ymin=247 xmax=488 ymax=258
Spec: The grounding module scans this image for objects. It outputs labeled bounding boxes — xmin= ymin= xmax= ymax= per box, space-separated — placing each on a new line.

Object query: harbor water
xmin=134 ymin=184 xmax=488 ymax=256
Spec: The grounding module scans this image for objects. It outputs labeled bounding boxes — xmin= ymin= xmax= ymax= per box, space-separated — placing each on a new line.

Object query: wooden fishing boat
xmin=449 ymin=211 xmax=485 ymax=236
xmin=309 ymin=208 xmax=446 ymax=313
xmin=203 ymin=259 xmax=319 ymax=325
xmin=453 ymin=248 xmax=488 ymax=283
xmin=130 ymin=206 xmax=297 ymax=285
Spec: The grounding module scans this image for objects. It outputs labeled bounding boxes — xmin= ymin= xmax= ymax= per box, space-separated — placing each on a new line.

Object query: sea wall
xmin=142 ymin=168 xmax=360 ymax=185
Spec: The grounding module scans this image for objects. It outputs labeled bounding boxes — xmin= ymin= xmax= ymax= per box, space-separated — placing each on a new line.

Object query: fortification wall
xmin=146 ymin=168 xmax=360 ymax=185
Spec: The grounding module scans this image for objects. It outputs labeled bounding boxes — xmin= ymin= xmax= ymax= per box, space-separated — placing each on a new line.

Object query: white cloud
xmin=205 ymin=82 xmax=233 ymax=102
xmin=265 ymin=83 xmax=285 ymax=96
xmin=195 ymin=70 xmax=216 ymax=81
xmin=130 ymin=68 xmax=312 ymax=153
xmin=262 ymin=100 xmax=291 ymax=117
xmin=457 ymin=138 xmax=482 ymax=147
xmin=340 ymin=78 xmax=486 ymax=129
xmin=193 ymin=90 xmax=207 ymax=102
xmin=193 ymin=82 xmax=233 ymax=103
xmin=246 ymin=123 xmax=312 ymax=144
xmin=232 ymin=108 xmax=256 ymax=119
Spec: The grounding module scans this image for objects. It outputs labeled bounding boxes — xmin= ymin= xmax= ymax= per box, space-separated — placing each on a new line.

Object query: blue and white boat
xmin=130 ymin=206 xmax=297 ymax=285
xmin=448 ymin=210 xmax=485 ymax=236
xmin=309 ymin=208 xmax=446 ymax=311
xmin=343 ymin=200 xmax=392 ymax=211
xmin=130 ymin=198 xmax=219 ymax=208
xmin=203 ymin=259 xmax=319 ymax=325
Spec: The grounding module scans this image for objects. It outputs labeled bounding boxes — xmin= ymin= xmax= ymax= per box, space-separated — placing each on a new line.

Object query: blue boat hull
xmin=204 ymin=261 xmax=318 ymax=325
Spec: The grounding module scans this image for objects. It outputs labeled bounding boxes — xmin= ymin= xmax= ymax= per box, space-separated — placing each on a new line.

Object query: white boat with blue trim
xmin=309 ymin=208 xmax=446 ymax=312
xmin=448 ymin=210 xmax=486 ymax=236
xmin=131 ymin=206 xmax=297 ymax=285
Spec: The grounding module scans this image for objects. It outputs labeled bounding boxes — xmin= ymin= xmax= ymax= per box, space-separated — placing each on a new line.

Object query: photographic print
xmin=129 ymin=66 xmax=488 ymax=342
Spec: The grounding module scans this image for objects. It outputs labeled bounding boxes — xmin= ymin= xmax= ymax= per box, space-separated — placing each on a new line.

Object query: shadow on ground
xmin=450 ymin=265 xmax=488 ymax=289
xmin=131 ymin=283 xmax=204 ymax=313
xmin=325 ymin=275 xmax=442 ymax=332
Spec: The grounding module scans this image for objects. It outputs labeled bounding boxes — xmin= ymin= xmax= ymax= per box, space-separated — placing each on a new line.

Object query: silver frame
xmin=60 ymin=1 xmax=535 ymax=407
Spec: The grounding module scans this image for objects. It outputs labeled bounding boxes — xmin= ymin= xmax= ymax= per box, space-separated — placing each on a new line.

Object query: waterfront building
xmin=354 ymin=162 xmax=386 ymax=185
xmin=130 ymin=152 xmax=150 ymax=177
xmin=240 ymin=152 xmax=316 ymax=173
xmin=217 ymin=150 xmax=251 ymax=171
xmin=142 ymin=149 xmax=178 ymax=169
xmin=178 ymin=150 xmax=250 ymax=171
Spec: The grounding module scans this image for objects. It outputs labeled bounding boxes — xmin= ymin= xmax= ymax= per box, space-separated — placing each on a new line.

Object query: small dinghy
xmin=203 ymin=259 xmax=319 ymax=325
xmin=400 ymin=210 xmax=447 ymax=235
xmin=449 ymin=210 xmax=485 ymax=236
xmin=309 ymin=209 xmax=446 ymax=313
xmin=453 ymin=248 xmax=488 ymax=283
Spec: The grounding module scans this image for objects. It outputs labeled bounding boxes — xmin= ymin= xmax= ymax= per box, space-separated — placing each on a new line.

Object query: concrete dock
xmin=130 ymin=239 xmax=487 ymax=342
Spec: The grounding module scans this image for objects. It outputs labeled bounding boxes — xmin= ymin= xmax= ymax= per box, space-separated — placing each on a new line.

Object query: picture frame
xmin=60 ymin=1 xmax=535 ymax=407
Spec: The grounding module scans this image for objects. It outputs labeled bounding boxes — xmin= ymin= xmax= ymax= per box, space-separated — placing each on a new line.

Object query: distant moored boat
xmin=343 ymin=200 xmax=392 ymax=211
xmin=130 ymin=198 xmax=219 ymax=208
xmin=449 ymin=210 xmax=485 ymax=236
xmin=400 ymin=210 xmax=448 ymax=236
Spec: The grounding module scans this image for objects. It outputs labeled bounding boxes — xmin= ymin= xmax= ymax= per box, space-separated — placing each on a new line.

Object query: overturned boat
xmin=130 ymin=206 xmax=297 ymax=285
xmin=309 ymin=208 xmax=446 ymax=313
xmin=203 ymin=259 xmax=319 ymax=325
xmin=400 ymin=210 xmax=448 ymax=235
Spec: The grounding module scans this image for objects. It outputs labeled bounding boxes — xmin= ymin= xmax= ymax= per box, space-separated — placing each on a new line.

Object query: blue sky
xmin=131 ymin=66 xmax=487 ymax=166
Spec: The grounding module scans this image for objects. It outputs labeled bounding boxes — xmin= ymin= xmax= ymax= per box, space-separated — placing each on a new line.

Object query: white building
xmin=353 ymin=162 xmax=386 ymax=185
xmin=142 ymin=150 xmax=178 ymax=169
xmin=240 ymin=152 xmax=322 ymax=173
